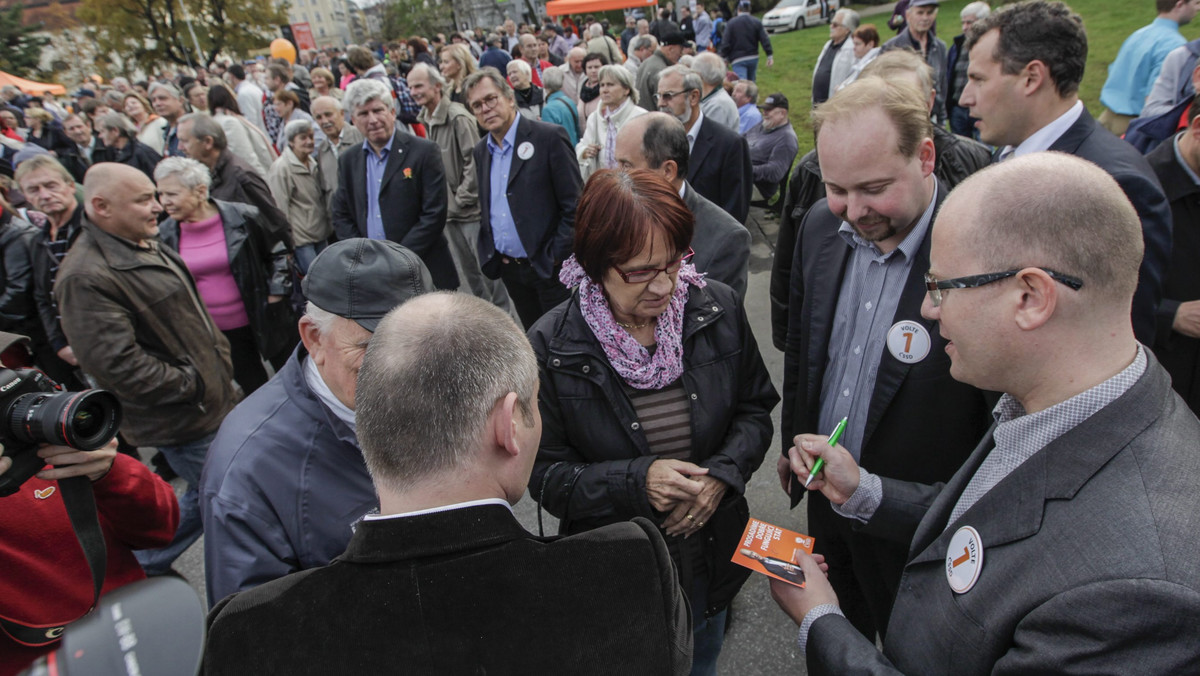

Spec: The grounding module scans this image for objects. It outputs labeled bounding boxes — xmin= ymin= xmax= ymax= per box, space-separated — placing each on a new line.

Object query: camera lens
xmin=9 ymin=390 xmax=122 ymax=450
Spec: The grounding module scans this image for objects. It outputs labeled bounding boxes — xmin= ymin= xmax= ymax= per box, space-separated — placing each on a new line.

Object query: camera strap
xmin=0 ymin=476 xmax=107 ymax=647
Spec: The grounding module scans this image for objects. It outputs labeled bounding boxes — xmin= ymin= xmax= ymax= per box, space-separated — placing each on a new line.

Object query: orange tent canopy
xmin=545 ymin=0 xmax=656 ymax=17
xmin=0 ymin=71 xmax=67 ymax=96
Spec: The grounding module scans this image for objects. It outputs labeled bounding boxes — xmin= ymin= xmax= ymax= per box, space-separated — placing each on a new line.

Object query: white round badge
xmin=886 ymin=321 xmax=931 ymax=364
xmin=517 ymin=142 xmax=535 ymax=160
xmin=945 ymin=525 xmax=984 ymax=594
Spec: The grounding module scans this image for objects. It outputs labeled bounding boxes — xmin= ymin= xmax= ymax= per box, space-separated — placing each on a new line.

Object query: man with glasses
xmin=774 ymin=150 xmax=1200 ymax=675
xmin=465 ymin=68 xmax=582 ymax=328
xmin=777 ymin=76 xmax=992 ymax=644
xmin=812 ymin=8 xmax=860 ymax=106
xmin=657 ymin=65 xmax=752 ymax=224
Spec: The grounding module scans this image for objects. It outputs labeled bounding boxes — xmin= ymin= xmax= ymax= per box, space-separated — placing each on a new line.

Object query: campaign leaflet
xmin=731 ymin=518 xmax=815 ymax=588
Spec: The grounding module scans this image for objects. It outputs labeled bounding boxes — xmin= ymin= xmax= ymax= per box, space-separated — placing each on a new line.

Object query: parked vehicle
xmin=762 ymin=0 xmax=840 ymax=32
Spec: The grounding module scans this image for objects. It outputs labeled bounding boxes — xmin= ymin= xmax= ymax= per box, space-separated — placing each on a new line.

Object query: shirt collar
xmin=361 ymin=132 xmax=395 ymax=160
xmin=303 ymin=353 xmax=356 ymax=431
xmin=1006 ymin=100 xmax=1084 ymax=159
xmin=993 ymin=345 xmax=1146 ymax=427
xmin=363 ymin=497 xmax=513 ymax=521
xmin=686 ymin=110 xmax=705 ymax=146
xmin=1173 ymin=132 xmax=1200 ymax=186
xmin=837 ymin=180 xmax=938 ymax=261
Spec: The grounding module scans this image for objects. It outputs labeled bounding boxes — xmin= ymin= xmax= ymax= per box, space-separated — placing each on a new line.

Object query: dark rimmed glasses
xmin=924 ymin=268 xmax=1084 ymax=307
xmin=614 ymin=248 xmax=696 ymax=284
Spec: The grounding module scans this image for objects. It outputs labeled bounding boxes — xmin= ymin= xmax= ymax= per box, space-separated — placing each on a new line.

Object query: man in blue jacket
xmin=199 ymin=239 xmax=434 ymax=606
xmin=719 ymin=0 xmax=773 ymax=81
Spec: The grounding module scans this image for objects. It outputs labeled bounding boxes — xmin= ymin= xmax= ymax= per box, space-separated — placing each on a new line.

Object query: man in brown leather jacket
xmin=55 ymin=163 xmax=238 ymax=576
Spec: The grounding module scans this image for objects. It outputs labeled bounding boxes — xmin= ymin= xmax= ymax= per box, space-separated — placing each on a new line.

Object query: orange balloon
xmin=270 ymin=38 xmax=297 ymax=64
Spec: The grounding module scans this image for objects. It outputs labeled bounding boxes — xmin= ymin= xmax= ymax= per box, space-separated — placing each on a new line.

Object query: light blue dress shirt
xmin=1100 ymin=18 xmax=1186 ymax=116
xmin=738 ymin=102 xmax=763 ymax=136
xmin=363 ymin=135 xmax=394 ymax=241
xmin=487 ymin=114 xmax=528 ymax=258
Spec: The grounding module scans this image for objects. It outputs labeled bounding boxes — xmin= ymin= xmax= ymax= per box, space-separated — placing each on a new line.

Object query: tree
xmin=381 ymin=0 xmax=453 ymax=42
xmin=77 ymin=0 xmax=288 ymax=70
xmin=0 ymin=5 xmax=50 ymax=76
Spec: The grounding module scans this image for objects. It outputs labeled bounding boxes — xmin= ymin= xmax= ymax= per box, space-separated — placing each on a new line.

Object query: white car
xmin=762 ymin=0 xmax=840 ymax=32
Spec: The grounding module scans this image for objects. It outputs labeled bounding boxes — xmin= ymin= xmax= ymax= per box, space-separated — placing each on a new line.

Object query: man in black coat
xmin=331 ymin=78 xmax=459 ymax=291
xmin=466 ymin=69 xmax=581 ymax=328
xmin=779 ymin=78 xmax=991 ymax=643
xmin=657 ymin=65 xmax=752 ymax=224
xmin=95 ymin=112 xmax=161 ymax=182
xmin=204 ymin=293 xmax=693 ymax=675
xmin=959 ymin=0 xmax=1171 ymax=346
xmin=1147 ymin=104 xmax=1200 ymax=414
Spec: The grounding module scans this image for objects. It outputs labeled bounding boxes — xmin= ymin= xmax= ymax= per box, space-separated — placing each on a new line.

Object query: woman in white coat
xmin=576 ymin=65 xmax=645 ymax=181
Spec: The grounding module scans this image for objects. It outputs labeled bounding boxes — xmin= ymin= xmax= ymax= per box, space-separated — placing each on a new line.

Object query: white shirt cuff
xmin=831 ymin=467 xmax=882 ymax=523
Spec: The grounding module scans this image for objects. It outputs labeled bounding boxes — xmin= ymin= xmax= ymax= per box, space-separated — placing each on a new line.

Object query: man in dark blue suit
xmin=466 ymin=68 xmax=582 ymax=328
xmin=331 ymin=78 xmax=459 ymax=291
xmin=959 ymin=0 xmax=1171 ymax=346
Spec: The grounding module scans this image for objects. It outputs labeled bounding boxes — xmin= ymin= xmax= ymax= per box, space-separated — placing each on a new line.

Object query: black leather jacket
xmin=159 ymin=199 xmax=296 ymax=361
xmin=527 ymin=280 xmax=779 ymax=617
xmin=0 ymin=209 xmax=39 ymax=333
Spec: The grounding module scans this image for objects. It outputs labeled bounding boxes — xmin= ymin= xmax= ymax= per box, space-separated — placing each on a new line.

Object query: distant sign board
xmin=291 ymin=23 xmax=317 ymax=50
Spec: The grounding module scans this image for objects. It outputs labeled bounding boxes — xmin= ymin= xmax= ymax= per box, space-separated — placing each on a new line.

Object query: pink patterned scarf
xmin=559 ymin=255 xmax=706 ymax=390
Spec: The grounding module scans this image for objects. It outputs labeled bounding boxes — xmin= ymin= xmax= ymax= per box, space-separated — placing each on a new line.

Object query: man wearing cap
xmin=882 ymin=0 xmax=948 ymax=124
xmin=636 ymin=31 xmax=684 ymax=111
xmin=720 ymin=1 xmax=773 ymax=81
xmin=745 ymin=93 xmax=799 ymax=203
xmin=200 ymin=238 xmax=435 ymax=607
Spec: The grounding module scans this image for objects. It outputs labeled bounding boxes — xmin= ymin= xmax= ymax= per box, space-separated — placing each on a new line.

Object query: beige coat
xmin=267 ymin=147 xmax=331 ymax=247
xmin=418 ymin=95 xmax=480 ymax=223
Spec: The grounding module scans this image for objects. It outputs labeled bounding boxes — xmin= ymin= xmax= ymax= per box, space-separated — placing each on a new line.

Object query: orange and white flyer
xmin=731 ymin=518 xmax=815 ymax=588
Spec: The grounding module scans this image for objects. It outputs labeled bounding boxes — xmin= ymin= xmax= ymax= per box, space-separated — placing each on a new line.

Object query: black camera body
xmin=0 ymin=368 xmax=122 ymax=497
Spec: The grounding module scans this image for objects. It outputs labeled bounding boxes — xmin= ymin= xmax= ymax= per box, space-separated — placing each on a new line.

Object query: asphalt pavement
xmin=170 ymin=205 xmax=814 ymax=674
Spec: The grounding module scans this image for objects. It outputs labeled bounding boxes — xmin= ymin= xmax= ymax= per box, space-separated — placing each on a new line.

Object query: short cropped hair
xmin=854 ymin=24 xmax=880 ymax=48
xmin=15 ymin=154 xmax=73 ymax=187
xmin=965 ymin=0 xmax=1087 ymax=97
xmin=153 ymin=156 xmax=213 ymax=192
xmin=507 ymin=58 xmax=532 ymax=78
xmin=463 ymin=68 xmax=516 ymax=102
xmin=1157 ymin=0 xmax=1177 ymax=13
xmin=355 ymin=293 xmax=538 ymax=490
xmin=657 ymin=65 xmax=702 ymax=96
xmin=691 ymin=52 xmax=727 ymax=86
xmin=640 ymin=114 xmax=690 ymax=176
xmin=344 ymin=77 xmax=395 ymax=114
xmin=96 ymin=112 xmax=135 ymax=138
xmin=598 ymin=64 xmax=638 ymax=104
xmin=147 ymin=81 xmax=182 ymax=100
xmin=573 ymin=169 xmax=694 ymax=284
xmin=284 ymin=118 xmax=314 ymax=144
xmin=860 ymin=49 xmax=935 ymax=100
xmin=179 ymin=112 xmax=227 ymax=151
xmin=267 ymin=63 xmax=293 ymax=84
xmin=630 ymin=34 xmax=655 ymax=52
xmin=542 ymin=65 xmax=564 ymax=93
xmin=965 ymin=152 xmax=1142 ymax=301
xmin=345 ymin=46 xmax=377 ymax=74
xmin=812 ymin=76 xmax=932 ymax=159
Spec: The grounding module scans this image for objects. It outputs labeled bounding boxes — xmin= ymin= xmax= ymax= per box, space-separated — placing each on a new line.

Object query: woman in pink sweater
xmin=154 ymin=157 xmax=296 ymax=394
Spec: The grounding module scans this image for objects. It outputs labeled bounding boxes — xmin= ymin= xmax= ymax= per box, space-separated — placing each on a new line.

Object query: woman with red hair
xmin=528 ymin=169 xmax=778 ymax=675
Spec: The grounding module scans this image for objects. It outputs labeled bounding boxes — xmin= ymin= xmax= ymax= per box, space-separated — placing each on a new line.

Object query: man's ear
xmin=298 ymin=315 xmax=325 ymax=366
xmin=1020 ymin=59 xmax=1051 ymax=96
xmin=490 ymin=391 xmax=523 ymax=458
xmin=1013 ymin=267 xmax=1058 ymax=332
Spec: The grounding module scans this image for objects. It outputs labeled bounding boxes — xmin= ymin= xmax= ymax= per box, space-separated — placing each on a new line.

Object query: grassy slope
xmin=751 ymin=0 xmax=1200 ymax=155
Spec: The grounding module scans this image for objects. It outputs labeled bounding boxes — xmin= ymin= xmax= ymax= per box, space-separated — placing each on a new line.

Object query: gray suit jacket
xmin=807 ymin=354 xmax=1200 ymax=675
xmin=684 ymin=182 xmax=751 ymax=301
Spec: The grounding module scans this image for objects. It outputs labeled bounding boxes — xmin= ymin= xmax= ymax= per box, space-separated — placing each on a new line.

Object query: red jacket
xmin=0 ymin=454 xmax=178 ymax=675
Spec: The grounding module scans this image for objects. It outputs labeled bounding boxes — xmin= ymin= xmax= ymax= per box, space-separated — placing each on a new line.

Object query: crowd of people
xmin=1 ymin=0 xmax=1200 ymax=673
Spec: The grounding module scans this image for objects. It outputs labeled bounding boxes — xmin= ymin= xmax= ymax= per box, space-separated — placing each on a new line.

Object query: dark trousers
xmin=223 ymin=325 xmax=287 ymax=395
xmin=808 ymin=491 xmax=909 ymax=642
xmin=499 ymin=259 xmax=570 ymax=329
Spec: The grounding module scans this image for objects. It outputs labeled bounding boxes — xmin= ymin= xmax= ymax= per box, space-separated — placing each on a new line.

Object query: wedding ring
xmin=697 ymin=521 xmax=705 ymax=527
xmin=686 ymin=514 xmax=695 ymax=521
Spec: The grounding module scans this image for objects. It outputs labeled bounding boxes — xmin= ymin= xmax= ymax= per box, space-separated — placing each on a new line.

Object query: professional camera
xmin=0 ymin=367 xmax=122 ymax=497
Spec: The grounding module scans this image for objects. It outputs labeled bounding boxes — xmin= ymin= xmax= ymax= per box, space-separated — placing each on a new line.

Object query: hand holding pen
xmin=788 ymin=417 xmax=862 ymax=506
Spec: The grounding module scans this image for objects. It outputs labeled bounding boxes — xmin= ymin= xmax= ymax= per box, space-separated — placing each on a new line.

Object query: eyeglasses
xmin=655 ymin=88 xmax=694 ymax=103
xmin=924 ymin=268 xmax=1083 ymax=307
xmin=614 ymin=248 xmax=695 ymax=284
xmin=469 ymin=93 xmax=502 ymax=113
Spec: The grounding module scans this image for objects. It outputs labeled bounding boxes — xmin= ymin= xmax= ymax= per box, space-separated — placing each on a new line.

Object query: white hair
xmin=154 ymin=156 xmax=213 ymax=192
xmin=961 ymin=1 xmax=991 ymax=21
xmin=835 ymin=8 xmax=860 ymax=31
xmin=507 ymin=58 xmax=532 ymax=78
xmin=344 ymin=78 xmax=395 ymax=115
xmin=588 ymin=23 xmax=603 ymax=38
xmin=284 ymin=118 xmax=314 ymax=144
xmin=409 ymin=62 xmax=446 ymax=91
xmin=305 ymin=301 xmax=340 ymax=337
xmin=691 ymin=52 xmax=726 ymax=86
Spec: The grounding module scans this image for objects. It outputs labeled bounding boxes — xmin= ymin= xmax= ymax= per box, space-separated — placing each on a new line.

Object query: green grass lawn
xmin=751 ymin=0 xmax=1200 ymax=155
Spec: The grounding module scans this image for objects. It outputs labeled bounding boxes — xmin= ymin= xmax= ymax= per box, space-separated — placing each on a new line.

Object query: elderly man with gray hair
xmin=540 ymin=65 xmax=582 ymax=144
xmin=408 ymin=62 xmax=512 ymax=312
xmin=311 ymin=95 xmax=363 ymax=217
xmin=626 ymin=34 xmax=658 ymax=79
xmin=94 ymin=111 xmax=162 ymax=180
xmin=268 ymin=119 xmax=330 ymax=274
xmin=147 ymin=81 xmax=188 ymax=157
xmin=200 ymin=239 xmax=436 ymax=607
xmin=331 ymin=77 xmax=459 ymax=290
xmin=813 ymin=8 xmax=860 ymax=105
xmin=693 ymin=52 xmax=740 ymax=132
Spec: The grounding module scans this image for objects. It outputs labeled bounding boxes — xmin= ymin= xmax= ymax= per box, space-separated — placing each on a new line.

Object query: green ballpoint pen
xmin=804 ymin=416 xmax=848 ymax=488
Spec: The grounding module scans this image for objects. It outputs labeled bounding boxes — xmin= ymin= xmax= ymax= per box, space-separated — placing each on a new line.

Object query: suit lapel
xmin=687 ymin=119 xmax=713 ymax=183
xmin=803 ymin=218 xmax=853 ymax=410
xmin=350 ymin=145 xmax=369 ymax=233
xmin=506 ymin=116 xmax=532 ymax=189
xmin=1045 ymin=106 xmax=1094 ymax=155
xmin=380 ymin=131 xmax=407 ymax=190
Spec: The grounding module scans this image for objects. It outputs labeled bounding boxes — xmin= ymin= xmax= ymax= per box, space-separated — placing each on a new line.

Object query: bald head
xmin=615 ymin=111 xmax=689 ymax=185
xmin=83 ymin=163 xmax=163 ymax=245
xmin=952 ymin=152 xmax=1142 ymax=305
